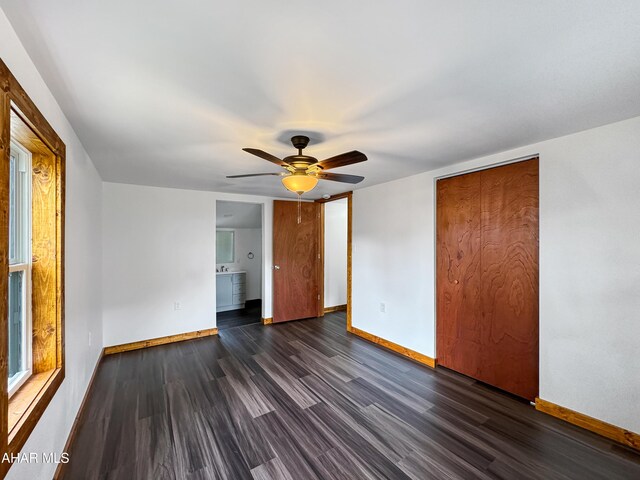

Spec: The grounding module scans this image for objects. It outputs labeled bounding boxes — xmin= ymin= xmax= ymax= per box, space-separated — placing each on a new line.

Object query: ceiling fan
xmin=227 ymin=135 xmax=366 ymax=195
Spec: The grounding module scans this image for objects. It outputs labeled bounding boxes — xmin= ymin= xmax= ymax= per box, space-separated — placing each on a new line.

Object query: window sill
xmin=7 ymin=367 xmax=64 ymax=452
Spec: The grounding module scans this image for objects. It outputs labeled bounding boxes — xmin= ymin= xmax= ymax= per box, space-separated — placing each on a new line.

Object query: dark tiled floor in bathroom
xmin=217 ymin=299 xmax=262 ymax=330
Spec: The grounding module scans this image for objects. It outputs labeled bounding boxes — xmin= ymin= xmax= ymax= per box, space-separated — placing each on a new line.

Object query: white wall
xmin=1 ymin=9 xmax=104 ymax=480
xmin=324 ymin=198 xmax=347 ymax=308
xmin=102 ymin=183 xmax=217 ymax=346
xmin=103 ymin=183 xmax=282 ymax=345
xmin=353 ymin=175 xmax=434 ymax=356
xmin=353 ymin=115 xmax=640 ymax=435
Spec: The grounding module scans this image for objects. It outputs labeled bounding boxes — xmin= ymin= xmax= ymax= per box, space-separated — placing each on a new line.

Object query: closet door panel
xmin=479 ymin=159 xmax=539 ymax=400
xmin=436 ymin=172 xmax=483 ymax=377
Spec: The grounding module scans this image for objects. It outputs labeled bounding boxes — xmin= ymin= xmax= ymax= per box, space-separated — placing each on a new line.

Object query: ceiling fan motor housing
xmin=291 ymin=135 xmax=310 ymax=150
xmin=283 ymin=155 xmax=318 ymax=169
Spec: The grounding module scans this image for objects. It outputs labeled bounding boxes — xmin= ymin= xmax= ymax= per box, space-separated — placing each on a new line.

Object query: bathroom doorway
xmin=215 ymin=201 xmax=263 ymax=329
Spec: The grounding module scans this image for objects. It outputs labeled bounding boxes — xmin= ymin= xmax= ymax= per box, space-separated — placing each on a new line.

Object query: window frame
xmin=0 ymin=58 xmax=66 ymax=477
xmin=7 ymin=141 xmax=33 ymax=398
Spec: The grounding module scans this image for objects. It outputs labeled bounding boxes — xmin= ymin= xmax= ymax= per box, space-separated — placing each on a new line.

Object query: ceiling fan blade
xmin=242 ymin=148 xmax=289 ymax=166
xmin=317 ymin=172 xmax=365 ymax=184
xmin=316 ymin=151 xmax=367 ymax=170
xmin=227 ymin=173 xmax=285 ymax=178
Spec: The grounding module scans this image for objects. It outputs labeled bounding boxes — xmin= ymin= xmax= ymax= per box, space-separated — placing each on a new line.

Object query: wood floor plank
xmin=254 ymin=352 xmax=318 ymax=409
xmin=306 ymin=402 xmax=412 ymax=479
xmin=314 ymin=447 xmax=373 ymax=480
xmin=214 ymin=376 xmax=276 ymax=469
xmin=217 ymin=357 xmax=274 ymax=419
xmin=251 ymin=373 xmax=336 ymax=458
xmin=194 ymin=406 xmax=253 ymax=479
xmin=250 ymin=457 xmax=294 ymax=480
xmin=331 ymin=354 xmax=434 ymax=413
xmin=61 ymin=313 xmax=640 ymax=480
xmin=289 ymin=342 xmax=356 ymax=384
xmin=134 ymin=413 xmax=175 ymax=479
xmin=300 ymin=374 xmax=410 ymax=464
xmin=253 ymin=410 xmax=328 ymax=480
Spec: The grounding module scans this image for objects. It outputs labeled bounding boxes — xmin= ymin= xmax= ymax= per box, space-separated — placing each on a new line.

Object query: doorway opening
xmin=270 ymin=192 xmax=352 ymax=328
xmin=318 ymin=193 xmax=352 ymax=330
xmin=215 ymin=201 xmax=263 ymax=330
xmin=322 ymin=196 xmax=348 ymax=317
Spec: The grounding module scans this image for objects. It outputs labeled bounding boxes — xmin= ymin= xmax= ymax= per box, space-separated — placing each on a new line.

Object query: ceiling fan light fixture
xmin=281 ymin=174 xmax=318 ymax=195
xmin=231 ymin=136 xmax=366 ymax=199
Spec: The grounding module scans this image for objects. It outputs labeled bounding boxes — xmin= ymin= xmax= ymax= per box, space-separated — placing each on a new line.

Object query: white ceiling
xmin=3 ymin=1 xmax=640 ymax=199
xmin=216 ymin=201 xmax=262 ymax=229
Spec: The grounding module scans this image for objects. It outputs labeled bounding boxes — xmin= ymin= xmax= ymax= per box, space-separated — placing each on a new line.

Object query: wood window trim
xmin=0 ymin=59 xmax=65 ymax=478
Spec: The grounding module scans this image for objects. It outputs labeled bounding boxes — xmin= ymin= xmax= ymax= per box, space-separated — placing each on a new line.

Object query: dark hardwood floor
xmin=216 ymin=299 xmax=262 ymax=330
xmin=62 ymin=312 xmax=640 ymax=479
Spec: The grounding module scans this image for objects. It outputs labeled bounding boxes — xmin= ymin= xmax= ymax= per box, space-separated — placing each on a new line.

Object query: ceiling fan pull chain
xmin=297 ymin=193 xmax=302 ymax=224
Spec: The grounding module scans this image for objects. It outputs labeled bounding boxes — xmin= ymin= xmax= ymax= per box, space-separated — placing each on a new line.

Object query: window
xmin=1 ymin=59 xmax=66 ymax=473
xmin=217 ymin=230 xmax=235 ymax=263
xmin=8 ymin=141 xmax=32 ymax=396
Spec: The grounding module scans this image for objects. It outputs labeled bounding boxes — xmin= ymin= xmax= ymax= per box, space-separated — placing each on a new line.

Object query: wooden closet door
xmin=479 ymin=159 xmax=539 ymax=400
xmin=436 ymin=159 xmax=539 ymax=401
xmin=436 ymin=172 xmax=483 ymax=379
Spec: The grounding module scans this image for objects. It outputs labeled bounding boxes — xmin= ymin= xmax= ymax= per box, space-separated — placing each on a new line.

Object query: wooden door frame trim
xmin=315 ymin=192 xmax=352 ymax=330
xmin=317 ymin=202 xmax=325 ymax=317
xmin=434 ymin=153 xmax=539 ymax=182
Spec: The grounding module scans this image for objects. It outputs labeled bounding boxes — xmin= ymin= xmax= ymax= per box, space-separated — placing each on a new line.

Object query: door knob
xmin=274 ymin=265 xmax=280 ymax=270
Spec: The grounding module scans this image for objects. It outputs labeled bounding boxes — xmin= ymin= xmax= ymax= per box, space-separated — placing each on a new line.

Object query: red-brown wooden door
xmin=273 ymin=200 xmax=321 ymax=323
xmin=436 ymin=158 xmax=539 ymax=401
xmin=436 ymin=171 xmax=483 ymax=382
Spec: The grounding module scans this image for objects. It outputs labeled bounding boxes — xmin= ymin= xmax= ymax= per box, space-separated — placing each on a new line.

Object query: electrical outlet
xmin=380 ymin=302 xmax=386 ymax=313
xmin=174 ymin=302 xmax=181 ymax=311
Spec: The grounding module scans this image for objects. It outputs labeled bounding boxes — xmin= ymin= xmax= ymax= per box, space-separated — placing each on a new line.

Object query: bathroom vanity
xmin=216 ymin=271 xmax=246 ymax=312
